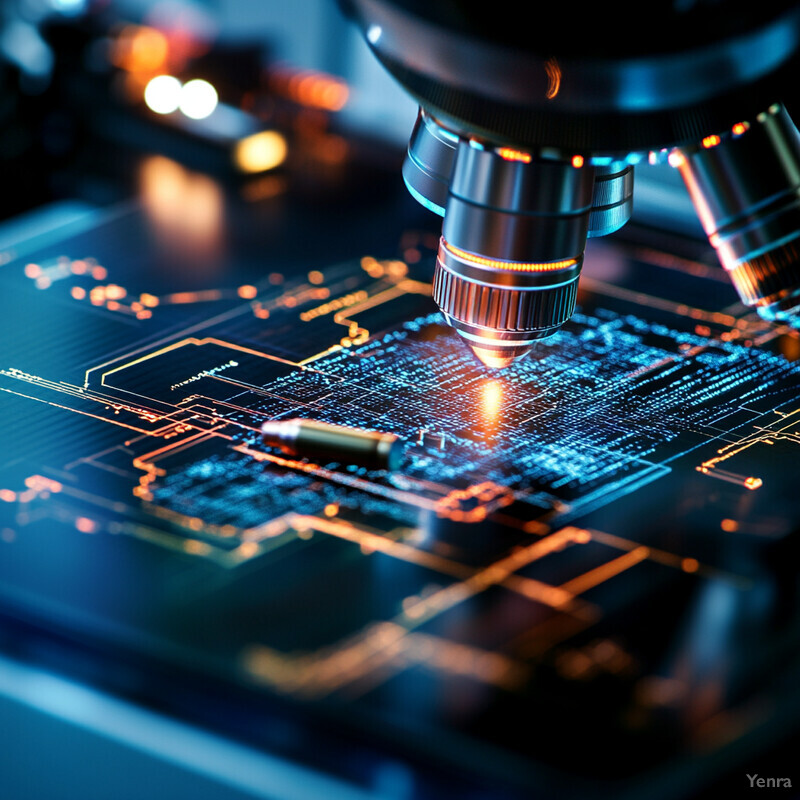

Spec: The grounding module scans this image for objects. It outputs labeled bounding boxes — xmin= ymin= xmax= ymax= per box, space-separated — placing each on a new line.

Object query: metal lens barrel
xmin=675 ymin=104 xmax=800 ymax=323
xmin=431 ymin=141 xmax=594 ymax=367
xmin=402 ymin=109 xmax=458 ymax=216
xmin=433 ymin=239 xmax=583 ymax=368
xmin=588 ymin=164 xmax=634 ymax=238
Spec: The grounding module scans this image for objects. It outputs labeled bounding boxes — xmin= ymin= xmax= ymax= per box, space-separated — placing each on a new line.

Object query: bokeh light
xmin=144 ymin=75 xmax=182 ymax=114
xmin=179 ymin=79 xmax=218 ymax=120
xmin=234 ymin=131 xmax=288 ymax=173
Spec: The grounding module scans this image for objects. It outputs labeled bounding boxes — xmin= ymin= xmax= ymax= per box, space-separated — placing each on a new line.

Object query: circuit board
xmin=1 ymin=166 xmax=799 ymax=798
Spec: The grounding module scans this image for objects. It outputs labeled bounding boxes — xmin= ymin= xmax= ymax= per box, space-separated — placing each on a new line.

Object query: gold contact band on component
xmin=442 ymin=240 xmax=579 ymax=272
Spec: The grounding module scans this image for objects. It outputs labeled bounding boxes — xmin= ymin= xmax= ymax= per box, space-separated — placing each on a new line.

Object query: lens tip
xmin=468 ymin=345 xmax=529 ymax=370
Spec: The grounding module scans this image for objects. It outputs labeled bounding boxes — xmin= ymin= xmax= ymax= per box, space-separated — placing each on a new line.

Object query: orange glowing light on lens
xmin=702 ymin=134 xmax=721 ymax=149
xmin=497 ymin=148 xmax=532 ymax=164
xmin=744 ymin=476 xmax=763 ymax=490
xmin=444 ymin=240 xmax=578 ymax=272
xmin=544 ymin=57 xmax=561 ymax=99
xmin=237 ymin=285 xmax=257 ymax=299
xmin=732 ymin=122 xmax=749 ymax=136
xmin=571 ymin=154 xmax=584 ymax=168
xmin=471 ymin=348 xmax=516 ymax=369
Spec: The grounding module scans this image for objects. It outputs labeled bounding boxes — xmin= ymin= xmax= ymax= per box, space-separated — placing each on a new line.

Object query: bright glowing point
xmin=469 ymin=346 xmax=517 ymax=370
xmin=445 ymin=240 xmax=578 ymax=272
xmin=732 ymin=122 xmax=749 ymax=136
xmin=179 ymin=79 xmax=218 ymax=120
xmin=367 ymin=25 xmax=382 ymax=44
xmin=75 ymin=516 xmax=96 ymax=534
xmin=234 ymin=131 xmax=288 ymax=173
xmin=51 ymin=0 xmax=87 ymax=14
xmin=144 ymin=75 xmax=181 ymax=115
xmin=702 ymin=134 xmax=721 ymax=149
xmin=404 ymin=177 xmax=445 ymax=216
xmin=481 ymin=380 xmax=503 ymax=420
xmin=668 ymin=151 xmax=685 ymax=168
xmin=544 ymin=57 xmax=561 ymax=99
xmin=571 ymin=154 xmax=584 ymax=168
xmin=497 ymin=148 xmax=532 ymax=164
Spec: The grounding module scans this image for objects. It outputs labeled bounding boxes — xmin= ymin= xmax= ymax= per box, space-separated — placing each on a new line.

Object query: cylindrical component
xmin=428 ymin=141 xmax=593 ymax=367
xmin=587 ymin=164 xmax=634 ymax=238
xmin=433 ymin=238 xmax=583 ymax=368
xmin=340 ymin=0 xmax=800 ymax=154
xmin=675 ymin=103 xmax=800 ymax=322
xmin=402 ymin=108 xmax=459 ymax=215
xmin=261 ymin=419 xmax=404 ymax=471
xmin=443 ymin=141 xmax=595 ymax=262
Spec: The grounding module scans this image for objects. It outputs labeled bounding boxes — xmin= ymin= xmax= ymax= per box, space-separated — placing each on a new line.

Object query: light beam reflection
xmin=139 ymin=156 xmax=224 ymax=269
xmin=480 ymin=379 xmax=503 ymax=442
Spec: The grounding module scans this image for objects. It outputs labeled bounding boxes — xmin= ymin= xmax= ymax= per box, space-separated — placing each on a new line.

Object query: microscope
xmin=339 ymin=1 xmax=800 ymax=367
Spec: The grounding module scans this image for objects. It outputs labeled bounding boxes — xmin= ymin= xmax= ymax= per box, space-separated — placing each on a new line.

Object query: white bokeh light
xmin=143 ymin=75 xmax=182 ymax=115
xmin=179 ymin=79 xmax=218 ymax=120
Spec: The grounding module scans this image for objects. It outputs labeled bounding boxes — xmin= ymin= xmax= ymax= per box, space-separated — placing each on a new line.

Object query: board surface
xmin=0 ymin=178 xmax=798 ymax=797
